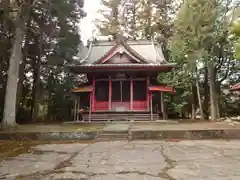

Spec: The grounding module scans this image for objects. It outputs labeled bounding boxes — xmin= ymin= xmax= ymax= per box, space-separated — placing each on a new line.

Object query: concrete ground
xmin=1 ymin=140 xmax=240 ymax=179
xmin=105 ymin=121 xmax=240 ymax=131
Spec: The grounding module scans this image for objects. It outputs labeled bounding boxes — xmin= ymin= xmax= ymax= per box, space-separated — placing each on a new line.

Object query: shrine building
xmin=68 ymin=36 xmax=176 ymax=121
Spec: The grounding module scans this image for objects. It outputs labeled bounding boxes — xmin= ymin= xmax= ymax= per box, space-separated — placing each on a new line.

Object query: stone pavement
xmin=103 ymin=123 xmax=129 ymax=132
xmin=100 ymin=121 xmax=240 ymax=132
xmin=1 ymin=140 xmax=240 ymax=179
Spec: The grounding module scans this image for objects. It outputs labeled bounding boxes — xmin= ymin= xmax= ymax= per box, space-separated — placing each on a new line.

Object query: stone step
xmin=83 ymin=114 xmax=159 ymax=117
xmin=98 ymin=133 xmax=128 ymax=137
xmin=97 ymin=133 xmax=129 ymax=141
xmin=96 ymin=138 xmax=129 ymax=141
xmin=82 ymin=113 xmax=159 ymax=121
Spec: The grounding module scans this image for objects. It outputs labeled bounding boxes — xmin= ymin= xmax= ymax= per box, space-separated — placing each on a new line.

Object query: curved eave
xmin=67 ymin=63 xmax=177 ymax=73
xmin=230 ymin=83 xmax=240 ymax=91
xmin=71 ymin=85 xmax=93 ymax=93
xmin=149 ymin=85 xmax=176 ymax=93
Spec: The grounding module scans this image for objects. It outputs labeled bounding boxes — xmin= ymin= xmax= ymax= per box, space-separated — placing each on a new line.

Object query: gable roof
xmin=94 ymin=40 xmax=147 ymax=64
xmin=77 ymin=38 xmax=167 ymax=65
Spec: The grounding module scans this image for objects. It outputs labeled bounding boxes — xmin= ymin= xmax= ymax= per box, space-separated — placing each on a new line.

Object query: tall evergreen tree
xmin=97 ymin=0 xmax=176 ymax=41
xmin=170 ymin=0 xmax=238 ymax=120
xmin=96 ymin=0 xmax=121 ymax=36
xmin=0 ymin=0 xmax=86 ymax=126
xmin=2 ymin=0 xmax=34 ymax=128
xmin=230 ymin=12 xmax=240 ymax=59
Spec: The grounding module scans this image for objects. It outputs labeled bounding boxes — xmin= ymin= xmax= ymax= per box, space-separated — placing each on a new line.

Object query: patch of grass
xmin=0 ymin=140 xmax=95 ymax=160
xmin=0 ymin=140 xmax=40 ymax=159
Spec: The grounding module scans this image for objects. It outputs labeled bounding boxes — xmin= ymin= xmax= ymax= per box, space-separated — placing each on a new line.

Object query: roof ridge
xmin=120 ymin=40 xmax=150 ymax=64
xmin=92 ymin=39 xmax=153 ymax=46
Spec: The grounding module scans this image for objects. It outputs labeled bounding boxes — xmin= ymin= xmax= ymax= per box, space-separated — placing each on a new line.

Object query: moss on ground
xmin=0 ymin=140 xmax=95 ymax=160
xmin=0 ymin=123 xmax=105 ymax=133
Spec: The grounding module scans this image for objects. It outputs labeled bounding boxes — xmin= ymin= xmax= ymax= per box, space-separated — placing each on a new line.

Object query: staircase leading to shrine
xmin=82 ymin=112 xmax=159 ymax=121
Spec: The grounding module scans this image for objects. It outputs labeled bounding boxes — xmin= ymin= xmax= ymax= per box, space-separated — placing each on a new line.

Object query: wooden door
xmin=111 ymin=80 xmax=130 ymax=111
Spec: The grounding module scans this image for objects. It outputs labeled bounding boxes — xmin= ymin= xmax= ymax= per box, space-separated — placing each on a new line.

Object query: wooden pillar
xmin=146 ymin=76 xmax=150 ymax=110
xmin=76 ymin=97 xmax=79 ymax=121
xmin=92 ymin=76 xmax=96 ymax=112
xmin=89 ymin=76 xmax=95 ymax=122
xmin=150 ymin=91 xmax=153 ymax=120
xmin=89 ymin=93 xmax=92 ymax=122
xmin=79 ymin=96 xmax=81 ymax=122
xmin=130 ymin=77 xmax=133 ymax=110
xmin=109 ymin=76 xmax=112 ymax=110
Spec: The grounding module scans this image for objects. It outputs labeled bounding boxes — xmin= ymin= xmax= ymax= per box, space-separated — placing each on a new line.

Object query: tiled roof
xmin=77 ymin=39 xmax=167 ymax=65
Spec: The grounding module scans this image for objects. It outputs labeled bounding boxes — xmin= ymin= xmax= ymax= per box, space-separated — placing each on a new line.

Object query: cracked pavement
xmin=1 ymin=140 xmax=240 ymax=179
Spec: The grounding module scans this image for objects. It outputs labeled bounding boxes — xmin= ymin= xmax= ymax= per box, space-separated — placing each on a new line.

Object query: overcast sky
xmin=79 ymin=0 xmax=101 ymax=44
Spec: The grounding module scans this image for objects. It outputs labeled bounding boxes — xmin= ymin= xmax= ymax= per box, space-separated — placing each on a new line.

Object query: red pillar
xmin=89 ymin=92 xmax=92 ymax=122
xmin=92 ymin=76 xmax=96 ymax=112
xmin=146 ymin=76 xmax=150 ymax=110
xmin=150 ymin=91 xmax=153 ymax=120
xmin=109 ymin=76 xmax=112 ymax=110
xmin=130 ymin=77 xmax=133 ymax=110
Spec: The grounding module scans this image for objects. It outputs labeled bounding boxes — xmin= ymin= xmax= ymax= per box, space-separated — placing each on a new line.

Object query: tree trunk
xmin=2 ymin=27 xmax=24 ymax=128
xmin=203 ymin=66 xmax=209 ymax=119
xmin=47 ymin=72 xmax=53 ymax=120
xmin=16 ymin=16 xmax=32 ymax=113
xmin=31 ymin=62 xmax=40 ymax=122
xmin=195 ymin=72 xmax=204 ymax=119
xmin=160 ymin=92 xmax=167 ymax=120
xmin=131 ymin=3 xmax=136 ymax=39
xmin=31 ymin=34 xmax=42 ymax=122
xmin=216 ymin=99 xmax=220 ymax=118
xmin=215 ymin=82 xmax=221 ymax=119
xmin=191 ymin=84 xmax=196 ymax=119
xmin=208 ymin=62 xmax=218 ymax=121
xmin=16 ymin=53 xmax=26 ymax=111
xmin=145 ymin=1 xmax=152 ymax=38
xmin=47 ymin=91 xmax=52 ymax=120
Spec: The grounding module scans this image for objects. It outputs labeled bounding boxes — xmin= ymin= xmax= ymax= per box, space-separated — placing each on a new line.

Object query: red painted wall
xmin=93 ymin=101 xmax=148 ymax=112
xmin=94 ymin=101 xmax=109 ymax=111
xmin=132 ymin=101 xmax=148 ymax=110
xmin=92 ymin=76 xmax=149 ymax=112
